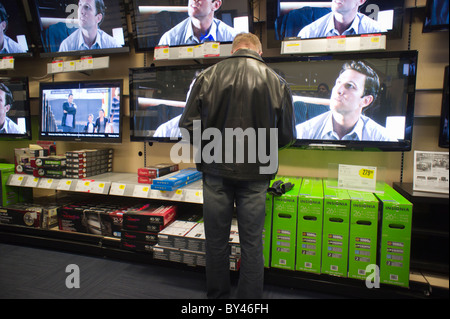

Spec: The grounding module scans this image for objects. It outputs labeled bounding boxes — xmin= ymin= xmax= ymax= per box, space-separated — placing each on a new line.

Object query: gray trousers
xmin=202 ymin=174 xmax=269 ymax=299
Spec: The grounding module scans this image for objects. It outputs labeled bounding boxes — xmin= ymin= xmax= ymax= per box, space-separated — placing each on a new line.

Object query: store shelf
xmin=7 ymin=173 xmax=203 ymax=204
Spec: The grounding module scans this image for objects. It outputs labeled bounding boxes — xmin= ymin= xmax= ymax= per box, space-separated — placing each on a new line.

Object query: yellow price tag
xmin=18 ymin=176 xmax=24 ymax=181
xmin=119 ymin=184 xmax=125 ymax=190
xmin=66 ymin=180 xmax=72 ymax=185
xmin=371 ymin=37 xmax=380 ymax=43
xmin=187 ymin=47 xmax=193 ymax=52
xmin=84 ymin=181 xmax=90 ymax=186
xmin=163 ymin=49 xmax=169 ymax=53
xmin=212 ymin=43 xmax=219 ymax=49
xmin=143 ymin=187 xmax=149 ymax=192
xmin=359 ymin=169 xmax=375 ymax=179
xmin=176 ymin=189 xmax=183 ymax=195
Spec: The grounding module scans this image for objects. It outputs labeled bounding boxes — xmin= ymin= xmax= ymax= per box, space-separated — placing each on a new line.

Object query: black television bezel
xmin=423 ymin=0 xmax=450 ymax=33
xmin=27 ymin=0 xmax=130 ymax=58
xmin=129 ymin=0 xmax=254 ymax=52
xmin=0 ymin=76 xmax=32 ymax=141
xmin=38 ymin=79 xmax=124 ymax=143
xmin=266 ymin=0 xmax=405 ymax=49
xmin=0 ymin=1 xmax=34 ymax=58
xmin=439 ymin=65 xmax=449 ymax=148
xmin=129 ymin=63 xmax=212 ymax=142
xmin=263 ymin=50 xmax=418 ymax=152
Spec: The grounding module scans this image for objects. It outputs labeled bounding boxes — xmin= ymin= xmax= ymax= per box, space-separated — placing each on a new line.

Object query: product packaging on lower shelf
xmin=271 ymin=176 xmax=302 ymax=270
xmin=321 ymin=181 xmax=351 ymax=277
xmin=1 ymin=163 xmax=21 ymax=207
xmin=376 ymin=184 xmax=413 ymax=288
xmin=296 ymin=177 xmax=324 ymax=274
xmin=348 ymin=190 xmax=380 ymax=280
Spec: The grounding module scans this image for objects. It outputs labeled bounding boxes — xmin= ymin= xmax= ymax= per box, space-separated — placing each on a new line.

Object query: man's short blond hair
xmin=232 ymin=33 xmax=262 ymax=54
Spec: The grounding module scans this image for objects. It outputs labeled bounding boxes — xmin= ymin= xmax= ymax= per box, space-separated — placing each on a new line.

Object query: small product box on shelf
xmin=151 ymin=168 xmax=202 ymax=191
xmin=375 ymin=184 xmax=413 ymax=288
xmin=271 ymin=176 xmax=302 ymax=270
xmin=138 ymin=163 xmax=179 ymax=178
xmin=0 ymin=203 xmax=41 ymax=228
xmin=296 ymin=177 xmax=324 ymax=274
xmin=122 ymin=204 xmax=177 ymax=232
xmin=321 ymin=181 xmax=351 ymax=277
xmin=348 ymin=190 xmax=379 ymax=280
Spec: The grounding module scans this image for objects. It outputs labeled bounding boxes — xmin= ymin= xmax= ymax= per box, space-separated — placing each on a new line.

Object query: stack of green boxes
xmin=271 ymin=176 xmax=302 ymax=270
xmin=348 ymin=190 xmax=379 ymax=280
xmin=322 ymin=180 xmax=351 ymax=277
xmin=296 ymin=177 xmax=324 ymax=274
xmin=264 ymin=176 xmax=413 ymax=288
xmin=376 ymin=184 xmax=413 ymax=288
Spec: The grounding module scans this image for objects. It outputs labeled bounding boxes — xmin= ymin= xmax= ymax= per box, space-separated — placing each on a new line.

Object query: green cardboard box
xmin=296 ymin=177 xmax=324 ymax=274
xmin=376 ymin=184 xmax=413 ymax=288
xmin=0 ymin=163 xmax=20 ymax=207
xmin=263 ymin=179 xmax=276 ymax=268
xmin=348 ymin=190 xmax=379 ymax=280
xmin=271 ymin=176 xmax=302 ymax=270
xmin=322 ymin=181 xmax=351 ymax=277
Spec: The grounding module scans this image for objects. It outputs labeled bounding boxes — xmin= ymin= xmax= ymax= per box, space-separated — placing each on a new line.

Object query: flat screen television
xmin=39 ymin=79 xmax=123 ymax=143
xmin=439 ymin=65 xmax=449 ymax=148
xmin=129 ymin=63 xmax=211 ymax=141
xmin=130 ymin=50 xmax=417 ymax=152
xmin=0 ymin=1 xmax=33 ymax=57
xmin=28 ymin=0 xmax=129 ymax=57
xmin=129 ymin=0 xmax=252 ymax=52
xmin=267 ymin=50 xmax=417 ymax=151
xmin=0 ymin=77 xmax=32 ymax=140
xmin=423 ymin=0 xmax=449 ymax=33
xmin=266 ymin=0 xmax=404 ymax=48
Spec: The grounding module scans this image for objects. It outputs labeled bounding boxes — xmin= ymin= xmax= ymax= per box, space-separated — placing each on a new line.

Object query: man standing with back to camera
xmin=179 ymin=33 xmax=296 ymax=299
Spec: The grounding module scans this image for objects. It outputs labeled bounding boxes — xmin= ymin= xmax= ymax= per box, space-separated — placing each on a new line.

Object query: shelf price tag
xmin=90 ymin=181 xmax=107 ymax=194
xmin=38 ymin=178 xmax=54 ymax=189
xmin=133 ymin=185 xmax=150 ymax=198
xmin=110 ymin=183 xmax=126 ymax=195
xmin=154 ymin=46 xmax=170 ymax=60
xmin=24 ymin=176 xmax=40 ymax=188
xmin=58 ymin=179 xmax=73 ymax=191
xmin=9 ymin=175 xmax=24 ymax=186
xmin=338 ymin=164 xmax=377 ymax=191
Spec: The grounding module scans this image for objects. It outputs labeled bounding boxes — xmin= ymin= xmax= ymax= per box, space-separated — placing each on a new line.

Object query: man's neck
xmin=191 ymin=15 xmax=214 ymax=39
xmin=81 ymin=27 xmax=98 ymax=48
xmin=333 ymin=12 xmax=357 ymax=34
xmin=332 ymin=112 xmax=359 ymax=139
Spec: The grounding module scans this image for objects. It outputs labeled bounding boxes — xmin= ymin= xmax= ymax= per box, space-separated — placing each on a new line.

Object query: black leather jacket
xmin=179 ymin=49 xmax=296 ymax=181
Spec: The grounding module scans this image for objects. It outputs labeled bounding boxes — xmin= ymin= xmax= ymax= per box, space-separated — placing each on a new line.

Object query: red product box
xmin=138 ymin=176 xmax=153 ymax=184
xmin=137 ymin=164 xmax=179 ymax=178
xmin=122 ymin=205 xmax=177 ymax=232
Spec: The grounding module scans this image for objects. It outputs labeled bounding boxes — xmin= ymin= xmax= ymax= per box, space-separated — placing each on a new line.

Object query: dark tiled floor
xmin=0 ymin=243 xmax=338 ymax=299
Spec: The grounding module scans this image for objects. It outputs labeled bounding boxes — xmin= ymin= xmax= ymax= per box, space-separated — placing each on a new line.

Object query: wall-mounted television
xmin=266 ymin=50 xmax=417 ymax=151
xmin=0 ymin=1 xmax=33 ymax=58
xmin=130 ymin=50 xmax=417 ymax=152
xmin=266 ymin=0 xmax=404 ymax=48
xmin=28 ymin=0 xmax=129 ymax=57
xmin=0 ymin=77 xmax=32 ymax=140
xmin=39 ymin=79 xmax=123 ymax=143
xmin=439 ymin=65 xmax=449 ymax=148
xmin=129 ymin=0 xmax=252 ymax=52
xmin=129 ymin=63 xmax=210 ymax=141
xmin=423 ymin=0 xmax=449 ymax=33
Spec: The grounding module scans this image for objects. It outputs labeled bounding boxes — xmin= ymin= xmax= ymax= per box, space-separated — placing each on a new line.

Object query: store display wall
xmin=0 ymin=0 xmax=448 ymax=188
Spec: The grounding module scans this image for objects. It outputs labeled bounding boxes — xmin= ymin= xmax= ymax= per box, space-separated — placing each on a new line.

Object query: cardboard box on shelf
xmin=296 ymin=177 xmax=324 ymax=274
xmin=271 ymin=176 xmax=302 ymax=270
xmin=348 ymin=190 xmax=379 ymax=280
xmin=321 ymin=181 xmax=351 ymax=277
xmin=376 ymin=184 xmax=413 ymax=288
